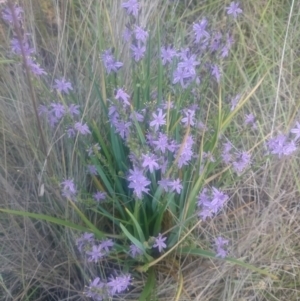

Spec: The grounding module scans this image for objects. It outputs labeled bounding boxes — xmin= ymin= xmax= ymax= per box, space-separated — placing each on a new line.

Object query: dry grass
xmin=1 ymin=0 xmax=300 ymax=300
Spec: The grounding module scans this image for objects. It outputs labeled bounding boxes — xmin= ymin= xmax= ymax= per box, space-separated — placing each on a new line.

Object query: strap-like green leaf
xmin=179 ymin=247 xmax=278 ymax=280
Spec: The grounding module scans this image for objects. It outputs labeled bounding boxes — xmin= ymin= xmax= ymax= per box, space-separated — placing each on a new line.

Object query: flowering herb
xmin=3 ymin=3 xmax=263 ymax=299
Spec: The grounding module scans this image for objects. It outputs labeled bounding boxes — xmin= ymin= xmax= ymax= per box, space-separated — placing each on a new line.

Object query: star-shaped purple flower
xmin=101 ymin=49 xmax=123 ymax=74
xmin=134 ymin=25 xmax=148 ymax=42
xmin=128 ymin=168 xmax=151 ymax=199
xmin=53 ymin=78 xmax=73 ymax=94
xmin=169 ymin=178 xmax=183 ymax=194
xmin=193 ymin=18 xmax=210 ymax=43
xmin=142 ymin=153 xmax=160 ymax=173
xmin=161 ymin=45 xmax=177 ymax=65
xmin=93 ymin=191 xmax=106 ymax=202
xmin=121 ymin=0 xmax=139 ymax=17
xmin=153 ymin=233 xmax=167 ymax=253
xmin=150 ymin=109 xmax=166 ymax=131
xmin=129 ymin=244 xmax=143 ymax=258
xmin=226 ymin=2 xmax=242 ymax=18
xmin=115 ymin=88 xmax=130 ymax=106
xmin=86 ymin=245 xmax=105 ymax=263
xmin=61 ymin=178 xmax=77 ymax=198
xmin=74 ymin=122 xmax=91 ymax=135
xmin=131 ymin=43 xmax=146 ymax=62
xmin=214 ymin=236 xmax=229 ymax=258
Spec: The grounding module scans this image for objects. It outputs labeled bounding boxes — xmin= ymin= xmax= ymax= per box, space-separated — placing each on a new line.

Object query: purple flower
xmin=76 ymin=232 xmax=94 ymax=252
xmin=38 ymin=105 xmax=48 ymax=116
xmin=193 ymin=18 xmax=210 ymax=43
xmin=232 ymin=151 xmax=251 ymax=174
xmin=181 ymin=109 xmax=195 ymax=127
xmin=86 ymin=245 xmax=105 ymax=263
xmin=244 ymin=113 xmax=257 ymax=129
xmin=197 ymin=188 xmax=214 ymax=220
xmin=220 ymin=45 xmax=230 ymax=58
xmin=129 ymin=244 xmax=143 ymax=258
xmin=226 ymin=33 xmax=234 ymax=47
xmin=178 ymin=54 xmax=200 ymax=76
xmin=107 ymin=274 xmax=131 ymax=295
xmin=150 ymin=109 xmax=166 ymax=131
xmin=162 ymin=100 xmax=174 ymax=110
xmin=85 ymin=277 xmax=106 ymax=300
xmin=93 ymin=191 xmax=107 ymax=202
xmin=53 ymin=78 xmax=73 ymax=94
xmin=172 ymin=66 xmax=191 ymax=88
xmin=142 ymin=153 xmax=160 ymax=173
xmin=226 ymin=2 xmax=242 ymax=18
xmin=158 ymin=178 xmax=171 ymax=192
xmin=177 ymin=135 xmax=194 ymax=168
xmin=2 ymin=5 xmax=23 ymax=24
xmin=211 ymin=187 xmax=229 ymax=211
xmin=267 ymin=134 xmax=296 ymax=158
xmin=214 ymin=237 xmax=229 ymax=258
xmin=114 ymin=120 xmax=132 ymax=140
xmin=108 ymin=104 xmax=119 ymax=123
xmin=161 ymin=45 xmax=177 ymax=65
xmin=10 ymin=37 xmax=34 ymax=56
xmin=130 ymin=110 xmax=144 ymax=122
xmin=153 ymin=233 xmax=167 ymax=252
xmin=87 ymin=165 xmax=98 ymax=175
xmin=167 ymin=139 xmax=178 ymax=153
xmin=66 ymin=127 xmax=76 ymax=138
xmin=210 ymin=32 xmax=222 ymax=52
xmin=123 ymin=27 xmax=132 ymax=42
xmin=178 ymin=47 xmax=190 ymax=60
xmin=101 ymin=49 xmax=123 ymax=74
xmin=291 ymin=122 xmax=300 ymax=141
xmin=26 ymin=57 xmax=47 ymax=76
xmin=131 ymin=43 xmax=146 ymax=62
xmin=74 ymin=122 xmax=91 ymax=135
xmin=153 ymin=133 xmax=169 ymax=153
xmin=197 ymin=188 xmax=210 ymax=205
xmin=169 ymin=178 xmax=183 ymax=194
xmin=221 ymin=141 xmax=233 ymax=164
xmin=68 ymin=104 xmax=80 ymax=118
xmin=211 ymin=64 xmax=221 ymax=83
xmin=283 ymin=140 xmax=297 ymax=156
xmin=121 ymin=0 xmax=139 ymax=17
xmin=115 ymin=88 xmax=130 ymax=106
xmin=47 ymin=114 xmax=59 ymax=128
xmin=128 ymin=168 xmax=151 ymax=199
xmin=50 ymin=102 xmax=65 ymax=119
xmin=134 ymin=25 xmax=148 ymax=42
xmin=99 ymin=239 xmax=114 ymax=252
xmin=159 ymin=157 xmax=168 ymax=174
xmin=230 ymin=94 xmax=241 ymax=111
xmin=197 ymin=187 xmax=228 ymax=220
xmin=61 ymin=179 xmax=77 ymax=199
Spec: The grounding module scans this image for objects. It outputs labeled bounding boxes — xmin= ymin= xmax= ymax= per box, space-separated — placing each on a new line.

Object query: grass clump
xmin=0 ymin=0 xmax=300 ymax=300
